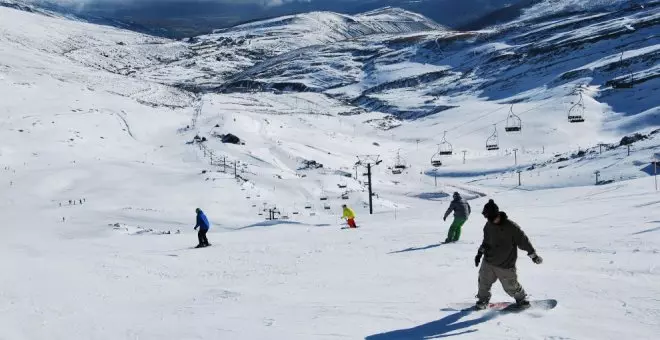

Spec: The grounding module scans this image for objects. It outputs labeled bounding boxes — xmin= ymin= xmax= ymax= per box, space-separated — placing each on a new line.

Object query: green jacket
xmin=479 ymin=212 xmax=536 ymax=269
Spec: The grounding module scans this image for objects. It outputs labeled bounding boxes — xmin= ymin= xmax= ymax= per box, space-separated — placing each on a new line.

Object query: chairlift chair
xmin=612 ymin=81 xmax=634 ymax=89
xmin=611 ymin=52 xmax=634 ymax=89
xmin=438 ymin=131 xmax=453 ymax=155
xmin=568 ymin=92 xmax=586 ymax=123
xmin=304 ymin=203 xmax=312 ymax=209
xmin=392 ymin=149 xmax=407 ymax=173
xmin=323 ymin=204 xmax=331 ymax=210
xmin=486 ymin=124 xmax=500 ymax=150
xmin=504 ymin=105 xmax=522 ymax=132
xmin=430 ymin=147 xmax=443 ymax=167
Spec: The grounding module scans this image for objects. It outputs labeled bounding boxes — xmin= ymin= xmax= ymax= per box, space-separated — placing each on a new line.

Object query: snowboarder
xmin=443 ymin=192 xmax=471 ymax=243
xmin=194 ymin=208 xmax=210 ymax=248
xmin=341 ymin=204 xmax=357 ymax=228
xmin=474 ymin=199 xmax=543 ymax=309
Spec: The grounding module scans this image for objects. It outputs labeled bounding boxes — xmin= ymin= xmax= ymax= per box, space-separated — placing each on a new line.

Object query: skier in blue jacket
xmin=194 ymin=208 xmax=210 ymax=248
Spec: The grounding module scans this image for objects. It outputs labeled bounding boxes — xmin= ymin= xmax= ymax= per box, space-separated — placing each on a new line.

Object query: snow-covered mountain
xmin=1 ymin=1 xmax=659 ymax=339
xmin=12 ymin=0 xmax=533 ymax=38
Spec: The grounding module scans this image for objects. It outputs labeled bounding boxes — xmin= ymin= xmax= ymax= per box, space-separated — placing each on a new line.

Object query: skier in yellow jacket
xmin=341 ymin=204 xmax=357 ymax=228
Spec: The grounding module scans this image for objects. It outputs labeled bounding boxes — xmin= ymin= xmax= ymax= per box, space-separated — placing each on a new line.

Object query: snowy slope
xmin=1 ymin=3 xmax=660 ymax=340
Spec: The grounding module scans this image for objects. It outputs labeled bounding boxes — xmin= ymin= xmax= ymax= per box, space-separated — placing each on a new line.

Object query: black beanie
xmin=482 ymin=199 xmax=499 ymax=219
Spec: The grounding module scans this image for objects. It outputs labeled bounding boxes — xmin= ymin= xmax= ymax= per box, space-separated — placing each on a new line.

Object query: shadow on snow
xmin=235 ymin=220 xmax=303 ymax=230
xmin=632 ymin=225 xmax=660 ymax=235
xmin=235 ymin=221 xmax=332 ymax=230
xmin=388 ymin=243 xmax=443 ymax=254
xmin=413 ymin=192 xmax=450 ymax=201
xmin=365 ymin=309 xmax=498 ymax=340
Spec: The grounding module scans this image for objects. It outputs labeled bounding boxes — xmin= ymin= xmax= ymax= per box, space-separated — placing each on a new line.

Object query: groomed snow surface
xmin=1 ymin=4 xmax=660 ymax=340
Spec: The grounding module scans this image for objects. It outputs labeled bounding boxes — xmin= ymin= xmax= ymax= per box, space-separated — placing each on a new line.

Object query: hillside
xmin=0 ymin=1 xmax=659 ymax=339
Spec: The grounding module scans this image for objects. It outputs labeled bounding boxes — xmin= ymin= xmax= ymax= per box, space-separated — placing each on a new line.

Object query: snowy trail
xmin=3 ymin=177 xmax=660 ymax=340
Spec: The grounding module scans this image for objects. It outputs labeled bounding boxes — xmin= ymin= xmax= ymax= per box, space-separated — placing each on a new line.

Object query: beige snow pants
xmin=477 ymin=261 xmax=527 ymax=302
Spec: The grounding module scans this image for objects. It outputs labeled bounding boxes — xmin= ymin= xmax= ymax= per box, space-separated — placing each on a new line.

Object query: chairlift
xmin=610 ymin=52 xmax=634 ymax=89
xmin=337 ymin=183 xmax=347 ymax=189
xmin=438 ymin=131 xmax=453 ymax=155
xmin=304 ymin=202 xmax=312 ymax=209
xmin=568 ymin=92 xmax=586 ymax=123
xmin=320 ymin=196 xmax=328 ymax=201
xmin=486 ymin=124 xmax=500 ymax=150
xmin=392 ymin=149 xmax=407 ymax=174
xmin=341 ymin=193 xmax=349 ymax=200
xmin=504 ymin=105 xmax=522 ymax=132
xmin=430 ymin=158 xmax=443 ymax=167
xmin=323 ymin=204 xmax=331 ymax=210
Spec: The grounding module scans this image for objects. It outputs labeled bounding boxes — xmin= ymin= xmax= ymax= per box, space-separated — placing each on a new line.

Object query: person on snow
xmin=474 ymin=199 xmax=543 ymax=309
xmin=443 ymin=192 xmax=471 ymax=243
xmin=341 ymin=204 xmax=357 ymax=228
xmin=194 ymin=208 xmax=210 ymax=248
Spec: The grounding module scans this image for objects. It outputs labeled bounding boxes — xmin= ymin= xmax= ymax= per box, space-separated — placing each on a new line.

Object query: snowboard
xmin=443 ymin=299 xmax=557 ymax=313
xmin=340 ymin=226 xmax=360 ymax=230
xmin=192 ymin=244 xmax=212 ymax=249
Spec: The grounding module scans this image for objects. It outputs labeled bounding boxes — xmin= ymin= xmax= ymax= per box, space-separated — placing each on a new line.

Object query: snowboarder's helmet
xmin=453 ymin=192 xmax=460 ymax=198
xmin=195 ymin=208 xmax=201 ymax=214
xmin=342 ymin=204 xmax=347 ymax=208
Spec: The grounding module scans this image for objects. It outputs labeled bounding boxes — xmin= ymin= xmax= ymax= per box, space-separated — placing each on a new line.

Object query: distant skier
xmin=474 ymin=199 xmax=543 ymax=309
xmin=341 ymin=204 xmax=357 ymax=229
xmin=194 ymin=208 xmax=210 ymax=248
xmin=443 ymin=192 xmax=471 ymax=243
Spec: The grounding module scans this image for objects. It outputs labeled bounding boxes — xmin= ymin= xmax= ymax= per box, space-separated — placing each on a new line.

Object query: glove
xmin=194 ymin=226 xmax=198 ymax=230
xmin=474 ymin=252 xmax=483 ymax=267
xmin=443 ymin=216 xmax=447 ymax=222
xmin=529 ymin=253 xmax=543 ymax=264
